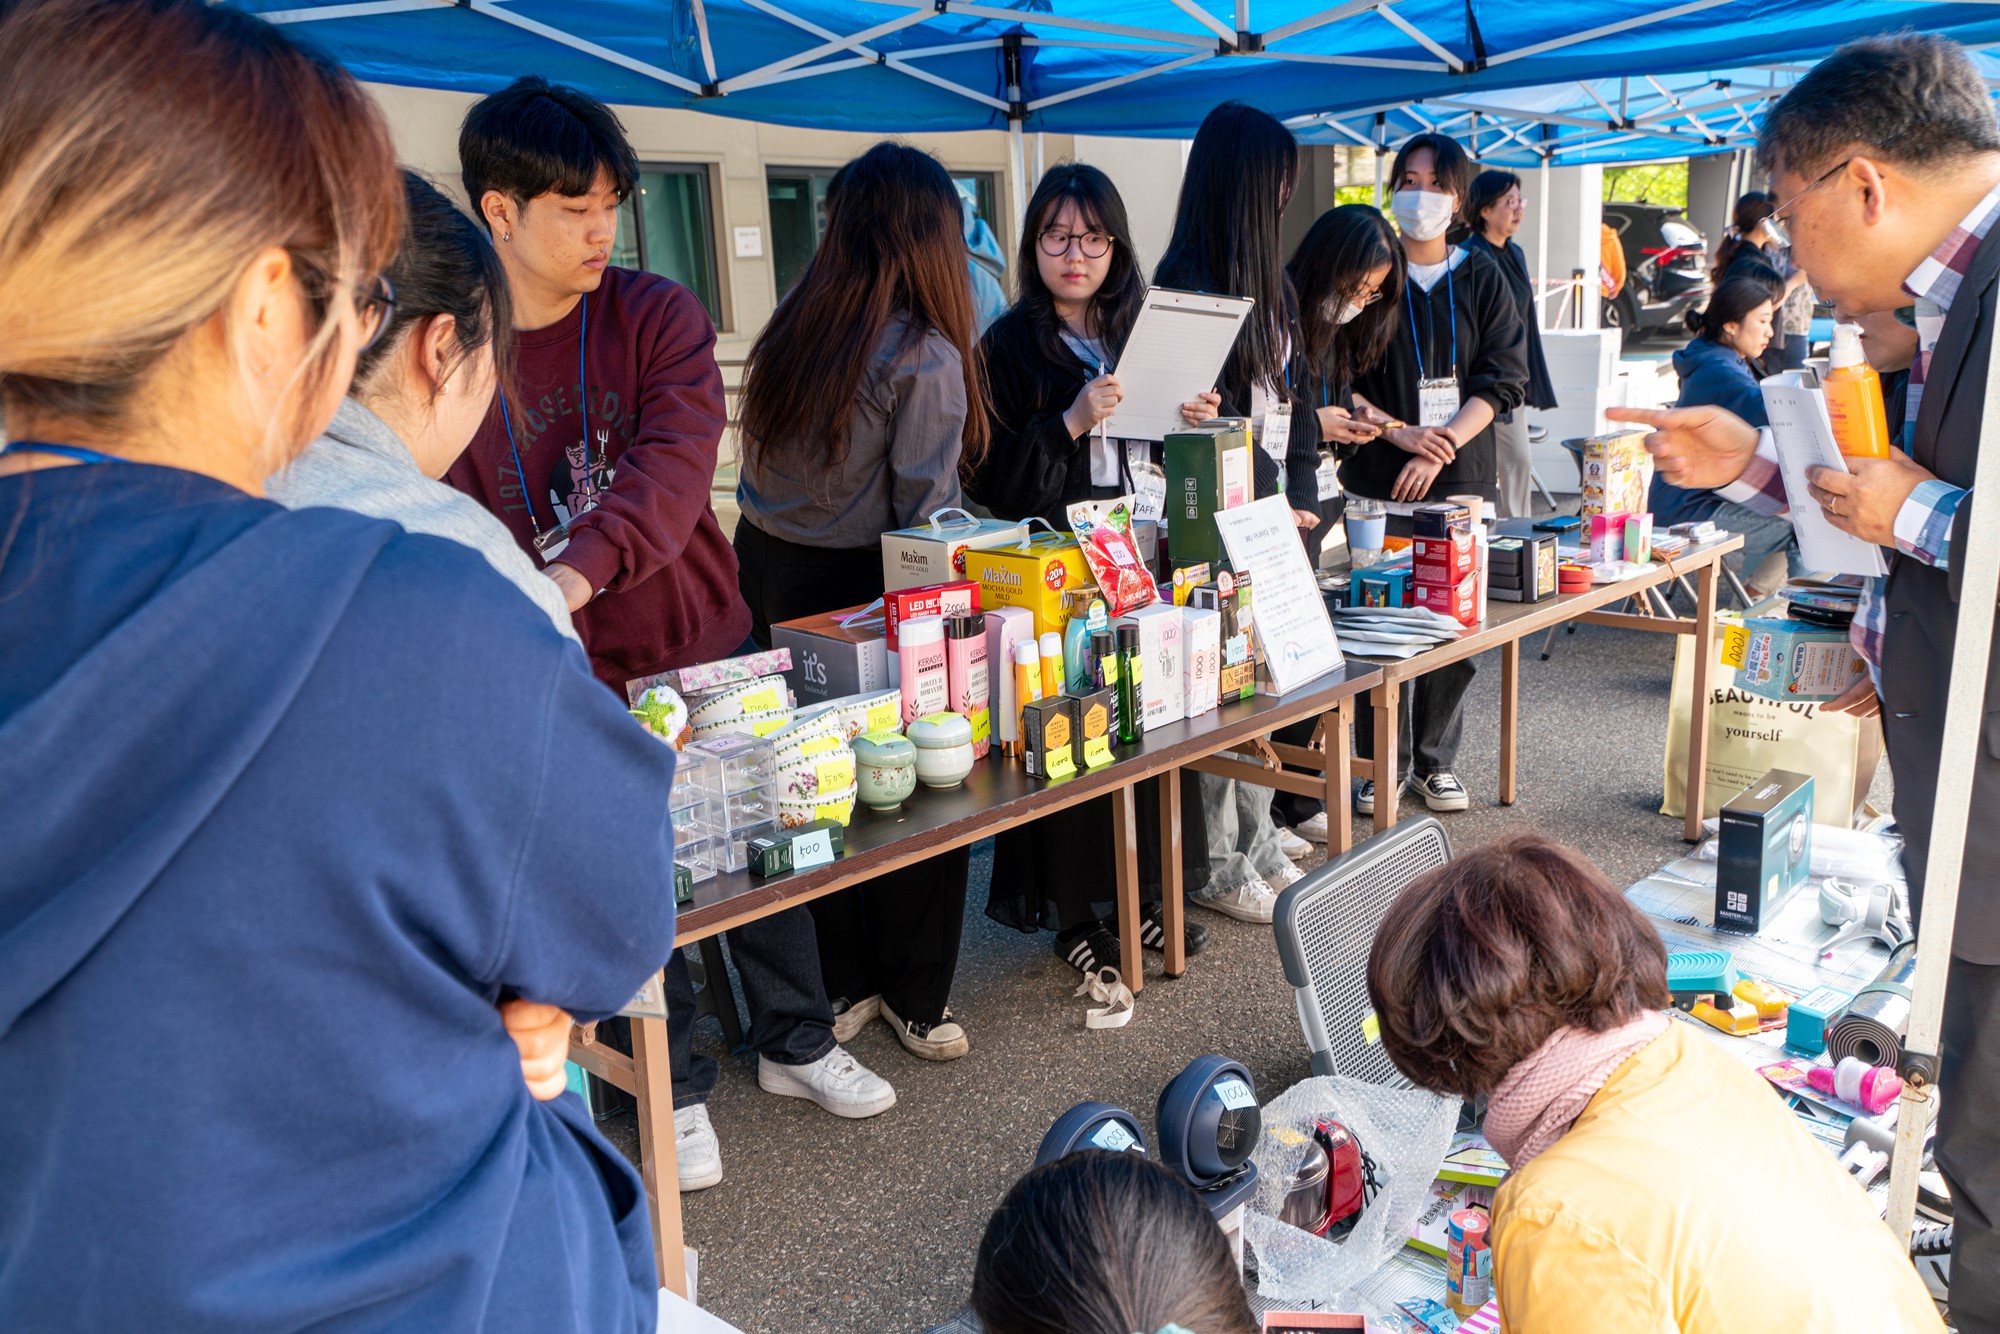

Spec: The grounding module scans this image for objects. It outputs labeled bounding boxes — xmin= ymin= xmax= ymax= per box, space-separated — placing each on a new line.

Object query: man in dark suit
xmin=1610 ymin=35 xmax=2000 ymax=1328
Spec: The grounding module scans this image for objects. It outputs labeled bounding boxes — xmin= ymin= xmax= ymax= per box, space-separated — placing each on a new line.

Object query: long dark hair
xmin=1288 ymin=205 xmax=1404 ymax=393
xmin=739 ymin=142 xmax=988 ymax=479
xmin=1685 ymin=273 xmax=1780 ymax=345
xmin=1154 ymin=102 xmax=1300 ymax=393
xmin=1711 ymin=191 xmax=1775 ymax=283
xmin=355 ymin=171 xmax=513 ymax=401
xmin=1013 ymin=163 xmax=1147 ymax=369
xmin=971 ymin=1150 xmax=1258 ymax=1334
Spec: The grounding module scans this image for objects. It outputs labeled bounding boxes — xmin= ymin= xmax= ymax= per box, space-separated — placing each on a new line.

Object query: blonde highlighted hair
xmin=0 ymin=0 xmax=403 ymax=427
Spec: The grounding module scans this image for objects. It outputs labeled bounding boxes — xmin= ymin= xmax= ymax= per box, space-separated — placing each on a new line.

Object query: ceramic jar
xmin=905 ymin=712 xmax=975 ymax=789
xmin=851 ymin=731 xmax=918 ymax=810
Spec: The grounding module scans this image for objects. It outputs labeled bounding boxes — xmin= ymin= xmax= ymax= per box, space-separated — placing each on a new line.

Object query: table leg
xmin=1373 ymin=678 xmax=1400 ymax=834
xmin=1327 ymin=699 xmax=1354 ymax=857
xmin=631 ymin=1011 xmax=687 ymax=1298
xmin=1500 ymin=639 xmax=1520 ymax=806
xmin=1112 ymin=781 xmax=1144 ymax=992
xmin=1685 ymin=558 xmax=1720 ymax=842
xmin=1160 ymin=767 xmax=1186 ymax=978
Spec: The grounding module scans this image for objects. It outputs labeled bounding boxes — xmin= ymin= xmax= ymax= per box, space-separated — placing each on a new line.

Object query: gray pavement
xmin=604 ymin=568 xmax=1893 ymax=1333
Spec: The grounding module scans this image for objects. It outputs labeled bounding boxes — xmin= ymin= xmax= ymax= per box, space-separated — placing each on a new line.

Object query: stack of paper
xmin=1332 ymin=605 xmax=1464 ymax=659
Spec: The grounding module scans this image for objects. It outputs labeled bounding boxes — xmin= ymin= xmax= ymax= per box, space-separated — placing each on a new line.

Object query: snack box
xmin=880 ymin=511 xmax=1027 ymax=592
xmin=1182 ymin=604 xmax=1222 ymax=718
xmin=1623 ymin=512 xmax=1654 ymax=564
xmin=964 ymin=533 xmax=1090 ymax=638
xmin=1411 ymin=502 xmax=1472 ymax=539
xmin=1116 ymin=602 xmax=1186 ymax=730
xmin=1413 ymin=573 xmax=1479 ymax=627
xmin=771 ymin=604 xmax=890 ymax=705
xmin=1413 ymin=529 xmax=1477 ymax=585
xmin=1722 ymin=595 xmax=1870 ymax=703
xmin=883 ymin=580 xmax=980 ymax=652
xmin=1163 ymin=418 xmax=1255 ymax=570
xmin=1579 ymin=429 xmax=1652 ymax=523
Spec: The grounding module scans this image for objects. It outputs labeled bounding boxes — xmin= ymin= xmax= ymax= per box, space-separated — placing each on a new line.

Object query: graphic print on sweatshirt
xmin=501 ymin=380 xmax=640 ymax=528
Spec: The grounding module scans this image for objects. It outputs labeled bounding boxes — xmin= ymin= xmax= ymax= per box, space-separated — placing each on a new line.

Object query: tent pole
xmin=1008 ymin=117 xmax=1028 ymax=240
xmin=1373 ymin=111 xmax=1386 ymax=209
xmin=1034 ymin=130 xmax=1045 ymax=183
xmin=1882 ymin=251 xmax=2000 ymax=1245
xmin=1536 ymin=154 xmax=1550 ymax=330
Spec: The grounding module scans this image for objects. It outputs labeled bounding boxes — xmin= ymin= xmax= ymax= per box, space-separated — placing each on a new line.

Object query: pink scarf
xmin=1483 ymin=1012 xmax=1669 ymax=1169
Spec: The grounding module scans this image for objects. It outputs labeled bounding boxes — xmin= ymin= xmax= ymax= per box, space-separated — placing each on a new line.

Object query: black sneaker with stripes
xmin=1056 ymin=924 xmax=1120 ymax=977
xmin=1140 ymin=902 xmax=1211 ymax=956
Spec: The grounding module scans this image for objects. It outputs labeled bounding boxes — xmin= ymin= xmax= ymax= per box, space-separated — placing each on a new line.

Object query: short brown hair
xmin=1366 ymin=834 xmax=1670 ymax=1100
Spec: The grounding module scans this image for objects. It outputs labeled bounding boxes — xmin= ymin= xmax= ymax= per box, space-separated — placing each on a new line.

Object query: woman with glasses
xmin=1463 ymin=170 xmax=1560 ymax=519
xmin=270 ymin=171 xmax=574 ymax=638
xmin=0 ymin=2 xmax=681 ymax=1327
xmin=972 ymin=162 xmax=1218 ymax=981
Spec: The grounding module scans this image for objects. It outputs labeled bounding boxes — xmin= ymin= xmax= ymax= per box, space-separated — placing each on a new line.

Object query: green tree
xmin=1602 ymin=162 xmax=1689 ymax=207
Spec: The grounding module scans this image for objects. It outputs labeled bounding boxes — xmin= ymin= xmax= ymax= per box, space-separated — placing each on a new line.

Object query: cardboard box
xmin=1116 ymin=603 xmax=1185 ymax=730
xmin=1191 ymin=572 xmax=1257 ymax=703
xmin=1722 ymin=596 xmax=1870 ymax=703
xmin=772 ymin=605 xmax=890 ymax=705
xmin=1164 ymin=418 xmax=1255 ymax=570
xmin=1182 ymin=605 xmax=1222 ymax=717
xmin=883 ymin=580 xmax=979 ymax=652
xmin=1715 ymin=769 xmax=1815 ymax=934
xmin=1413 ymin=573 xmax=1479 ymax=627
xmin=1579 ymin=429 xmax=1652 ymax=524
xmin=1411 ymin=502 xmax=1473 ymax=539
xmin=1586 ymin=512 xmax=1630 ymax=565
xmin=1022 ymin=696 xmax=1080 ymax=780
xmin=1413 ymin=529 xmax=1478 ymax=584
xmin=1623 ymin=512 xmax=1654 ymax=564
xmin=964 ymin=534 xmax=1089 ymax=639
xmin=880 ymin=513 xmax=1027 ymax=592
xmin=1356 ymin=566 xmax=1412 ymax=608
xmin=984 ymin=606 xmax=1037 ymax=750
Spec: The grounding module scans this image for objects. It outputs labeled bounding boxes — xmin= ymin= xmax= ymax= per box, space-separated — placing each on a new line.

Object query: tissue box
xmin=1414 ymin=530 xmax=1477 ymax=584
xmin=771 ymin=606 xmax=889 ymax=705
xmin=984 ymin=605 xmax=1037 ymax=749
xmin=1182 ymin=605 xmax=1221 ymax=717
xmin=633 ymin=648 xmax=794 ymax=703
xmin=880 ymin=513 xmax=1027 ymax=592
xmin=1413 ymin=574 xmax=1478 ymax=627
xmin=964 ymin=533 xmax=1089 ymax=638
xmin=1116 ymin=603 xmax=1186 ymax=730
xmin=1580 ymin=430 xmax=1652 ymax=523
xmin=1163 ymin=418 xmax=1255 ymax=569
xmin=1715 ymin=769 xmax=1815 ymax=934
xmin=883 ymin=580 xmax=980 ymax=651
xmin=1722 ymin=596 xmax=1870 ymax=703
xmin=1411 ymin=502 xmax=1473 ymax=539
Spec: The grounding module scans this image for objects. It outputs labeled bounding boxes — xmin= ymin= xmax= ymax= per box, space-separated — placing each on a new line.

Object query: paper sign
xmin=1213 ymin=1077 xmax=1256 ymax=1110
xmin=733 ymin=225 xmax=763 ymax=258
xmin=792 ymin=828 xmax=835 ymax=871
xmin=1212 ymin=495 xmax=1344 ymax=695
xmin=1090 ymin=1120 xmax=1138 ymax=1152
xmin=619 ymin=972 xmax=668 ymax=1020
xmin=1759 ymin=373 xmax=1889 ymax=577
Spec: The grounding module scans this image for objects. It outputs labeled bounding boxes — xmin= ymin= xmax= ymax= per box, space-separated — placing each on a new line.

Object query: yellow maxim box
xmin=963 ymin=532 xmax=1090 ymax=638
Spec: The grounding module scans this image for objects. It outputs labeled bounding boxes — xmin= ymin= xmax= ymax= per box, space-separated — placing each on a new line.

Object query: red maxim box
xmin=1413 ymin=573 xmax=1479 ymax=627
xmin=1413 ymin=530 xmax=1478 ymax=584
xmin=884 ymin=580 xmax=979 ymax=650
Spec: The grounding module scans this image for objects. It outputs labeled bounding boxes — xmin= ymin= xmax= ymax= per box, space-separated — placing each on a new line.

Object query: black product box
xmin=1715 ymin=769 xmax=1815 ymax=934
xmin=1411 ymin=502 xmax=1472 ymax=539
xmin=1487 ymin=535 xmax=1555 ymax=603
xmin=1022 ymin=696 xmax=1080 ymax=780
xmin=1071 ymin=686 xmax=1116 ymax=769
xmin=674 ymin=863 xmax=694 ymax=906
xmin=747 ymin=818 xmax=847 ymax=878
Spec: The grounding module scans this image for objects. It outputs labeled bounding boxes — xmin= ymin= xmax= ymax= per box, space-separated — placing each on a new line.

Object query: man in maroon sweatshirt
xmin=451 ymin=76 xmax=897 ymax=1195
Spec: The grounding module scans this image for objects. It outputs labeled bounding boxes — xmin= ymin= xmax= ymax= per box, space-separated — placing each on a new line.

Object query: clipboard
xmin=1105 ymin=287 xmax=1254 ymax=441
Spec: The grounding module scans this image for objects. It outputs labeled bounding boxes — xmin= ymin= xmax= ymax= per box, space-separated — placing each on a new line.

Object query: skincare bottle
xmin=1823 ymin=324 xmax=1892 ymax=460
xmin=1061 ymin=590 xmax=1101 ymax=691
xmin=1038 ymin=631 xmax=1064 ymax=700
xmin=898 ymin=616 xmax=949 ymax=725
xmin=945 ymin=613 xmax=991 ymax=760
xmin=1090 ymin=628 xmax=1118 ymax=733
xmin=1115 ymin=623 xmax=1143 ymax=745
xmin=1012 ymin=640 xmax=1043 ymax=748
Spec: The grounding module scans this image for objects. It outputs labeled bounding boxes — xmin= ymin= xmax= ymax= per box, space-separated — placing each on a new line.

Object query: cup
xmin=1346 ymin=497 xmax=1387 ymax=568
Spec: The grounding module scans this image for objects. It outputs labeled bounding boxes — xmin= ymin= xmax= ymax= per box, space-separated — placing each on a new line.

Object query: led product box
xmin=1116 ymin=602 xmax=1186 ymax=729
xmin=1715 ymin=769 xmax=1815 ymax=934
xmin=883 ymin=580 xmax=980 ymax=652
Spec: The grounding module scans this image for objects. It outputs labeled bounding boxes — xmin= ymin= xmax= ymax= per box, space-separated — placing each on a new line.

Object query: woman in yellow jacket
xmin=1368 ymin=833 xmax=1941 ymax=1333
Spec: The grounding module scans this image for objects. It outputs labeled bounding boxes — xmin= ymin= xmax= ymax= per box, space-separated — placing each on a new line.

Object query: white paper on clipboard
xmin=1758 ymin=372 xmax=1889 ymax=578
xmin=1105 ymin=287 xmax=1254 ymax=441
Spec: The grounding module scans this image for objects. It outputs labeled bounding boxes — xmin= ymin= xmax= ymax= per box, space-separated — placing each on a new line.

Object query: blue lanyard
xmin=499 ymin=292 xmax=589 ymax=536
xmin=0 ymin=441 xmax=127 ymax=465
xmin=1406 ymin=261 xmax=1457 ymax=383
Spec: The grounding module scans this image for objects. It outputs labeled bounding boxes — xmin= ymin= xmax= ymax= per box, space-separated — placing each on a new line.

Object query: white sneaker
xmin=674 ymin=1103 xmax=723 ymax=1192
xmin=1199 ymin=878 xmax=1280 ymax=924
xmin=881 ymin=1000 xmax=970 ymax=1061
xmin=757 ymin=1045 xmax=897 ymax=1119
xmin=1293 ymin=812 xmax=1330 ymax=843
xmin=829 ymin=994 xmax=880 ymax=1044
xmin=1275 ymin=827 xmax=1312 ymax=859
xmin=1269 ymin=859 xmax=1307 ymax=889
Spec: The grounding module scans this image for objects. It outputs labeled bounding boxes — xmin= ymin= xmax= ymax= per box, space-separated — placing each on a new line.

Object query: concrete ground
xmin=601 ymin=565 xmax=1895 ymax=1332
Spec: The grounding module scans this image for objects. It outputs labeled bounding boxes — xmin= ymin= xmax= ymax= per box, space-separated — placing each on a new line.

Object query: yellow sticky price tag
xmin=1720 ymin=624 xmax=1749 ymax=669
xmin=750 ymin=715 xmax=788 ymax=737
xmin=971 ymin=708 xmax=991 ymax=748
xmin=1128 ymin=656 xmax=1143 ymax=686
xmin=739 ymin=686 xmax=781 ymax=713
xmin=802 ymin=735 xmax=842 ymax=757
xmin=1083 ymin=734 xmax=1113 ymax=769
xmin=1045 ymin=746 xmax=1078 ymax=780
xmin=864 ymin=698 xmax=900 ymax=734
xmin=814 ymin=756 xmax=856 ymax=792
xmin=1101 ymin=657 xmax=1118 ymax=687
xmin=1361 ymin=1011 xmax=1381 ymax=1046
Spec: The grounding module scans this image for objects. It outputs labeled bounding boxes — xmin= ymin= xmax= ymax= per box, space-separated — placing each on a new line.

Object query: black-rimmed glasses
xmin=1039 ymin=228 xmax=1114 ymax=259
xmin=1766 ymin=159 xmax=1850 ymax=248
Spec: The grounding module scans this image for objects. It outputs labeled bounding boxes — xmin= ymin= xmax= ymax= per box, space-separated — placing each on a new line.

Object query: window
xmin=765 ymin=165 xmax=1007 ymax=300
xmin=612 ymin=165 xmax=722 ymax=325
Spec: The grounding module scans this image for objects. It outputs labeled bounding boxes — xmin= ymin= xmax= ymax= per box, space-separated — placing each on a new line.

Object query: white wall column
xmin=1687 ymin=152 xmax=1736 ymax=250
xmin=1518 ymin=161 xmax=1605 ymax=330
xmin=1071 ymin=135 xmax=1191 ymax=274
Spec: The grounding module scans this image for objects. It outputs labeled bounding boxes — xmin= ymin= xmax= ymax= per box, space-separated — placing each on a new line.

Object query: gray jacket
xmin=269 ymin=399 xmax=580 ymax=642
xmin=736 ymin=314 xmax=966 ymax=549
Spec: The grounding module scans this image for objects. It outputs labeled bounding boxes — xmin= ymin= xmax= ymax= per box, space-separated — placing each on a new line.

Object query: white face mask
xmin=1332 ymin=298 xmax=1367 ymax=326
xmin=1392 ymin=189 xmax=1456 ymax=242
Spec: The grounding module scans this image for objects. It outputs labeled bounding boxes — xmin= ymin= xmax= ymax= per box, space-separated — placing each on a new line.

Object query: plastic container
xmin=713 ymin=784 xmax=777 ymax=831
xmin=669 ymin=799 xmax=710 ymax=835
xmin=673 ymin=833 xmax=717 ymax=883
xmin=1823 ymin=324 xmax=1892 ymax=461
xmin=688 ymin=734 xmax=776 ymax=797
xmin=719 ymin=818 xmax=778 ymax=874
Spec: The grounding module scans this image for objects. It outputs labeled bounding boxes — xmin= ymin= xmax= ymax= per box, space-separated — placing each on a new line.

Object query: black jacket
xmin=968 ymin=306 xmax=1103 ymax=529
xmin=1878 ymin=227 xmax=2000 ymax=963
xmin=1212 ymin=349 xmax=1325 ymax=515
xmin=1341 ymin=246 xmax=1528 ymax=502
xmin=1463 ymin=233 xmax=1557 ymax=411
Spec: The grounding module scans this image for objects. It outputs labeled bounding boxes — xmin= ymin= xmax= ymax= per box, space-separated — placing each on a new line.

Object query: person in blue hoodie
xmin=1652 ymin=273 xmax=1804 ymax=592
xmin=0 ymin=3 xmax=676 ymax=1330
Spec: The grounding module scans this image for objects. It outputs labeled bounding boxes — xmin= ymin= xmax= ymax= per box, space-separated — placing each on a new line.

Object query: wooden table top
xmin=674 ymin=660 xmax=1382 ymax=942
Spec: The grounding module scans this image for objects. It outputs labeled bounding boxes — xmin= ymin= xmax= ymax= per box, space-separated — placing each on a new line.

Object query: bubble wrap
xmin=1243 ymin=1075 xmax=1462 ymax=1319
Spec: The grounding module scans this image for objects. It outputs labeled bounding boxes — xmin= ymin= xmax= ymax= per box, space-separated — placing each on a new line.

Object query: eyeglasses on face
xmin=1766 ymin=158 xmax=1851 ymax=249
xmin=1039 ymin=227 xmax=1114 ymax=259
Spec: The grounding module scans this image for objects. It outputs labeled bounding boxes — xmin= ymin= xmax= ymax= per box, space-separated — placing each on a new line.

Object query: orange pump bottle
xmin=1822 ymin=324 xmax=1893 ymax=460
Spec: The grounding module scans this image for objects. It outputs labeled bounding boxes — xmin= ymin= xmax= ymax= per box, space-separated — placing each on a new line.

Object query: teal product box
xmin=1355 ymin=566 xmax=1411 ymax=608
xmin=1786 ymin=985 xmax=1855 ymax=1056
xmin=1715 ymin=769 xmax=1815 ymax=934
